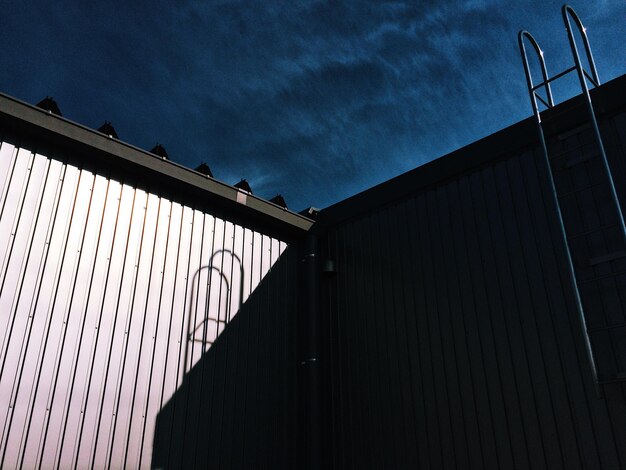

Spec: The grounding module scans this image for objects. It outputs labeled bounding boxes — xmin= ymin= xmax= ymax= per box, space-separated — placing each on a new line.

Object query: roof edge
xmin=319 ymin=73 xmax=626 ymax=227
xmin=0 ymin=92 xmax=314 ymax=241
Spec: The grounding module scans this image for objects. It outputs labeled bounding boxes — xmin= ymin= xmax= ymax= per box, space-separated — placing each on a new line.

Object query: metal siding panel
xmin=427 ymin=188 xmax=470 ymax=470
xmin=409 ymin=194 xmax=446 ymax=469
xmin=34 ymin=169 xmax=95 ymax=468
xmin=138 ymin=200 xmax=180 ymax=469
xmin=376 ymin=207 xmax=413 ymax=468
xmin=229 ymin=227 xmax=252 ymax=469
xmin=0 ymin=153 xmax=49 ymax=382
xmin=446 ymin=179 xmax=499 ymax=470
xmin=350 ymin=217 xmax=379 ymax=468
xmin=0 ymin=152 xmax=49 ymax=326
xmin=0 ymin=148 xmax=33 ymax=286
xmin=217 ymin=222 xmax=244 ymax=468
xmin=434 ymin=184 xmax=485 ymax=469
xmin=384 ymin=204 xmax=420 ymax=467
xmin=521 ymin=150 xmax=623 ymax=469
xmin=453 ymin=176 xmax=516 ymax=469
xmin=334 ymin=222 xmax=356 ymax=468
xmin=230 ymin=224 xmax=245 ymax=318
xmin=471 ymin=169 xmax=535 ymax=470
xmin=338 ymin=221 xmax=361 ymax=468
xmin=506 ymin=155 xmax=574 ymax=469
xmin=77 ymin=182 xmax=134 ymax=468
xmin=481 ymin=164 xmax=540 ymax=469
xmin=356 ymin=216 xmax=382 ymax=468
xmin=0 ymin=141 xmax=295 ymax=469
xmin=0 ymin=158 xmax=64 ymax=468
xmin=48 ymin=174 xmax=110 ymax=469
xmin=0 ymin=142 xmax=17 ymax=202
xmin=97 ymin=188 xmax=148 ymax=469
xmin=399 ymin=198 xmax=434 ymax=470
xmin=151 ymin=204 xmax=194 ymax=469
xmin=418 ymin=191 xmax=457 ymax=470
xmin=124 ymin=197 xmax=171 ymax=470
xmin=66 ymin=179 xmax=122 ymax=469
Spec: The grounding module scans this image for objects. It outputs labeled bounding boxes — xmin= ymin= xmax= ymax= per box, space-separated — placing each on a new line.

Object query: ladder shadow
xmin=152 ymin=246 xmax=299 ymax=469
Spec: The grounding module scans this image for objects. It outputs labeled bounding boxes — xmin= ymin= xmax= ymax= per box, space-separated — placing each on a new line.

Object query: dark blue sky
xmin=1 ymin=1 xmax=624 ymax=211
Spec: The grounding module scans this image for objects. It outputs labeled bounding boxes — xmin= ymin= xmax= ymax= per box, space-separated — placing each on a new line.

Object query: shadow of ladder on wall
xmin=519 ymin=4 xmax=626 ymax=390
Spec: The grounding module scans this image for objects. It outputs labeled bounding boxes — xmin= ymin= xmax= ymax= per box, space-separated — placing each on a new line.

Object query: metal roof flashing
xmin=0 ymin=92 xmax=314 ymax=241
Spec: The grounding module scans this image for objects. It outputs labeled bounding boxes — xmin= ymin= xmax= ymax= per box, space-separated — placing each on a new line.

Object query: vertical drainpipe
xmin=303 ymin=232 xmax=321 ymax=470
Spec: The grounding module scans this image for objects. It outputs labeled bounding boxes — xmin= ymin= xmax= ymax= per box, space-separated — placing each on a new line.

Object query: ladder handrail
xmin=562 ymin=4 xmax=626 ymax=245
xmin=562 ymin=5 xmax=600 ymax=87
xmin=517 ymin=9 xmax=604 ymax=392
xmin=518 ymin=30 xmax=554 ymax=113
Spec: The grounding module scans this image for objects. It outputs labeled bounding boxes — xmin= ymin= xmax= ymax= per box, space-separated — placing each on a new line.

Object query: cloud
xmin=0 ymin=1 xmax=624 ymax=210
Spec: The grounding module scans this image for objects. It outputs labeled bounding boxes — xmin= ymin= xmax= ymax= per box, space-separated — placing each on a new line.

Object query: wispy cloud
xmin=1 ymin=0 xmax=624 ymax=209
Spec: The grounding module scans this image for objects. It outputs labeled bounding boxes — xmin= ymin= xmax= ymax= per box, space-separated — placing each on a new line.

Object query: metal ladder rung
xmin=548 ymin=139 xmax=594 ymax=161
xmin=531 ymin=66 xmax=578 ymax=91
xmin=598 ymin=373 xmax=626 ymax=385
xmin=556 ymin=122 xmax=591 ymax=141
xmin=565 ymin=151 xmax=597 ymax=168
xmin=588 ymin=250 xmax=626 ymax=266
xmin=567 ymin=222 xmax=619 ymax=241
xmin=556 ymin=179 xmax=607 ymax=199
xmin=578 ymin=268 xmax=626 ymax=286
xmin=588 ymin=322 xmax=626 ymax=333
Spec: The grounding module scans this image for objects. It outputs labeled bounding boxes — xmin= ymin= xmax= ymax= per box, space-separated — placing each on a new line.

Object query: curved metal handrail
xmin=518 ymin=30 xmax=554 ymax=110
xmin=562 ymin=5 xmax=600 ymax=87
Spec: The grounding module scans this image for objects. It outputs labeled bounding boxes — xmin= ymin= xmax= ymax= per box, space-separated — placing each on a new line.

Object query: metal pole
xmin=303 ymin=233 xmax=321 ymax=470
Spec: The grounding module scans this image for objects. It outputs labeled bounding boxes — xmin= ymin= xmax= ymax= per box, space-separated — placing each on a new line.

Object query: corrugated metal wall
xmin=152 ymin=245 xmax=300 ymax=469
xmin=323 ymin=111 xmax=626 ymax=469
xmin=0 ymin=138 xmax=291 ymax=469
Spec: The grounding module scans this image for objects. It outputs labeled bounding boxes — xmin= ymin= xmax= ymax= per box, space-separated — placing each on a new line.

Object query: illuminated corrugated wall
xmin=0 ymin=139 xmax=287 ymax=469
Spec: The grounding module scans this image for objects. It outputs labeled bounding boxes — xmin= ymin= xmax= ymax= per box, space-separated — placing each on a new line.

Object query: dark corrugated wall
xmin=322 ymin=109 xmax=626 ymax=469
